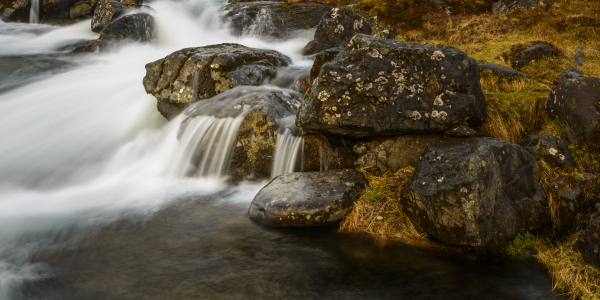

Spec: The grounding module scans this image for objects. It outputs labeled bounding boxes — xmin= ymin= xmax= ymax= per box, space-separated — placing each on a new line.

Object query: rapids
xmin=0 ymin=0 xmax=565 ymax=299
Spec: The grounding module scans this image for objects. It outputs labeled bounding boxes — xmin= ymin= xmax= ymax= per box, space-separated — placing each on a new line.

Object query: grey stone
xmin=554 ymin=66 xmax=583 ymax=85
xmin=0 ymin=0 xmax=30 ymax=22
xmin=97 ymin=13 xmax=154 ymax=51
xmin=91 ymin=0 xmax=138 ymax=33
xmin=576 ymin=210 xmax=600 ymax=267
xmin=492 ymin=0 xmax=556 ymax=14
xmin=313 ymin=6 xmax=371 ymax=52
xmin=477 ymin=61 xmax=529 ymax=78
xmin=575 ymin=46 xmax=585 ymax=66
xmin=309 ymin=46 xmax=343 ymax=82
xmin=444 ymin=124 xmax=477 ymax=137
xmin=537 ymin=134 xmax=576 ymax=168
xmin=248 ymin=169 xmax=367 ymax=226
xmin=373 ymin=27 xmax=396 ymax=39
xmin=511 ymin=44 xmax=557 ymax=69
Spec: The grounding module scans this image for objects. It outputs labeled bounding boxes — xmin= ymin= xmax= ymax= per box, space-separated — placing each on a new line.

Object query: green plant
xmin=503 ymin=232 xmax=549 ymax=258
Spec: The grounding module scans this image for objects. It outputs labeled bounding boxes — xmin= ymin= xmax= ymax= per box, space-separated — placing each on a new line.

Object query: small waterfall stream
xmin=29 ymin=0 xmax=39 ymax=24
xmin=271 ymin=128 xmax=303 ymax=178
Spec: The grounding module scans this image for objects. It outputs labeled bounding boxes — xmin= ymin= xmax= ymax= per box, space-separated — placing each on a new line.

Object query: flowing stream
xmin=0 ymin=0 xmax=566 ymax=299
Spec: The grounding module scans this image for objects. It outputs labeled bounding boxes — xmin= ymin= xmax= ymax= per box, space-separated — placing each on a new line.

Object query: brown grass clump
xmin=536 ymin=235 xmax=600 ymax=300
xmin=339 ymin=167 xmax=422 ymax=239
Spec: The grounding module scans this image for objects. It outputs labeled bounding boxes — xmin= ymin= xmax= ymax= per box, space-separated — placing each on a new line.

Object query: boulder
xmin=297 ymin=34 xmax=487 ymax=139
xmin=576 ymin=210 xmax=600 ymax=267
xmin=477 ymin=61 xmax=529 ymax=79
xmin=575 ymin=46 xmax=584 ymax=66
xmin=221 ymin=2 xmax=332 ymax=39
xmin=248 ymin=169 xmax=367 ymax=226
xmin=0 ymin=0 xmax=29 ymax=22
xmin=143 ymin=44 xmax=291 ymax=120
xmin=309 ymin=46 xmax=343 ymax=82
xmin=69 ymin=0 xmax=93 ymax=18
xmin=373 ymin=27 xmax=396 ymax=39
xmin=301 ymin=40 xmax=317 ymax=56
xmin=313 ymin=6 xmax=371 ymax=52
xmin=181 ymin=86 xmax=301 ymax=179
xmin=547 ymin=77 xmax=600 ymax=149
xmin=97 ymin=13 xmax=154 ymax=51
xmin=553 ymin=66 xmax=582 ymax=85
xmin=302 ymin=133 xmax=356 ymax=172
xmin=537 ymin=134 xmax=576 ymax=168
xmin=355 ymin=133 xmax=443 ymax=174
xmin=91 ymin=0 xmax=139 ymax=33
xmin=555 ymin=174 xmax=597 ymax=234
xmin=492 ymin=0 xmax=556 ymax=14
xmin=510 ymin=44 xmax=557 ymax=69
xmin=401 ymin=137 xmax=549 ymax=248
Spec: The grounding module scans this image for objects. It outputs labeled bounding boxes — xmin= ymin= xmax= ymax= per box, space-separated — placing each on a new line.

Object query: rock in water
xmin=402 ymin=137 xmax=549 ymax=249
xmin=309 ymin=47 xmax=343 ymax=82
xmin=577 ymin=210 xmax=600 ymax=267
xmin=313 ymin=6 xmax=371 ymax=52
xmin=297 ymin=34 xmax=487 ymax=139
xmin=492 ymin=0 xmax=555 ymax=14
xmin=0 ymin=0 xmax=30 ymax=22
xmin=547 ymin=77 xmax=600 ymax=149
xmin=91 ymin=0 xmax=139 ymax=33
xmin=97 ymin=13 xmax=154 ymax=51
xmin=248 ymin=169 xmax=366 ymax=226
xmin=143 ymin=44 xmax=291 ymax=120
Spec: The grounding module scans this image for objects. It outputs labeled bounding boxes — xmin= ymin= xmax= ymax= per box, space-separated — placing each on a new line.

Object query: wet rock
xmin=302 ymin=134 xmax=356 ymax=172
xmin=143 ymin=44 xmax=290 ymax=120
xmin=97 ymin=13 xmax=154 ymax=51
xmin=0 ymin=0 xmax=30 ymax=22
xmin=248 ymin=169 xmax=367 ymax=226
xmin=58 ymin=39 xmax=98 ymax=53
xmin=547 ymin=77 xmax=600 ymax=149
xmin=309 ymin=46 xmax=343 ymax=82
xmin=69 ymin=0 xmax=93 ymax=19
xmin=221 ymin=2 xmax=332 ymax=39
xmin=537 ymin=134 xmax=576 ymax=168
xmin=444 ymin=124 xmax=477 ymax=137
xmin=575 ymin=46 xmax=584 ymax=66
xmin=477 ymin=61 xmax=529 ymax=79
xmin=297 ymin=34 xmax=487 ymax=139
xmin=355 ymin=133 xmax=443 ymax=174
xmin=576 ymin=210 xmax=600 ymax=267
xmin=510 ymin=44 xmax=557 ymax=69
xmin=401 ymin=137 xmax=549 ymax=249
xmin=492 ymin=0 xmax=556 ymax=14
xmin=91 ymin=0 xmax=139 ymax=33
xmin=553 ymin=66 xmax=582 ymax=85
xmin=301 ymin=40 xmax=317 ymax=56
xmin=313 ymin=6 xmax=372 ymax=52
xmin=373 ymin=27 xmax=396 ymax=39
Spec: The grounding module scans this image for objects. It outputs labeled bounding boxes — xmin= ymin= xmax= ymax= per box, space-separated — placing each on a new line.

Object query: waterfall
xmin=245 ymin=8 xmax=276 ymax=37
xmin=29 ymin=0 xmax=39 ymax=24
xmin=271 ymin=128 xmax=303 ymax=178
xmin=168 ymin=116 xmax=245 ymax=178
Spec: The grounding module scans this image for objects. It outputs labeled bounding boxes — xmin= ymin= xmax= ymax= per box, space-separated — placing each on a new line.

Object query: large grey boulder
xmin=401 ymin=137 xmax=549 ymax=249
xmin=313 ymin=6 xmax=371 ymax=52
xmin=547 ymin=77 xmax=600 ymax=150
xmin=297 ymin=34 xmax=487 ymax=139
xmin=492 ymin=0 xmax=556 ymax=14
xmin=91 ymin=0 xmax=139 ymax=33
xmin=143 ymin=44 xmax=291 ymax=120
xmin=97 ymin=13 xmax=154 ymax=51
xmin=248 ymin=169 xmax=367 ymax=226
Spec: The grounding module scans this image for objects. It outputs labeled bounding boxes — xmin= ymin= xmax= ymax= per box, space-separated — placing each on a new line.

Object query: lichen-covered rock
xmin=537 ymin=134 xmax=576 ymax=168
xmin=248 ymin=169 xmax=366 ymax=226
xmin=373 ymin=27 xmax=396 ymax=39
xmin=510 ymin=44 xmax=557 ymax=69
xmin=553 ymin=66 xmax=582 ymax=85
xmin=97 ymin=13 xmax=154 ymax=51
xmin=302 ymin=133 xmax=356 ymax=172
xmin=221 ymin=2 xmax=332 ymax=39
xmin=297 ymin=34 xmax=487 ymax=139
xmin=547 ymin=77 xmax=600 ymax=149
xmin=182 ymin=86 xmax=301 ymax=179
xmin=143 ymin=44 xmax=291 ymax=120
xmin=313 ymin=6 xmax=371 ymax=52
xmin=91 ymin=0 xmax=139 ymax=33
xmin=492 ymin=0 xmax=556 ymax=14
xmin=401 ymin=137 xmax=549 ymax=249
xmin=0 ymin=0 xmax=29 ymax=22
xmin=576 ymin=210 xmax=600 ymax=267
xmin=477 ymin=61 xmax=529 ymax=79
xmin=301 ymin=40 xmax=317 ymax=56
xmin=309 ymin=46 xmax=343 ymax=82
xmin=355 ymin=133 xmax=443 ymax=174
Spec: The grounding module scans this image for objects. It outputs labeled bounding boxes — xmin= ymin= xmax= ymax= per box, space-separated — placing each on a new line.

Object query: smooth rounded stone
xmin=492 ymin=0 xmax=556 ymax=14
xmin=553 ymin=66 xmax=582 ymax=85
xmin=355 ymin=133 xmax=443 ymax=174
xmin=373 ymin=27 xmax=396 ymax=39
xmin=477 ymin=61 xmax=529 ymax=79
xmin=0 ymin=0 xmax=29 ymax=22
xmin=301 ymin=40 xmax=317 ymax=56
xmin=575 ymin=46 xmax=585 ymax=66
xmin=143 ymin=44 xmax=291 ymax=120
xmin=443 ymin=124 xmax=477 ymax=137
xmin=576 ymin=210 xmax=600 ymax=267
xmin=297 ymin=34 xmax=487 ymax=139
xmin=221 ymin=2 xmax=332 ymax=39
xmin=97 ymin=13 xmax=154 ymax=51
xmin=91 ymin=0 xmax=139 ymax=33
xmin=313 ymin=6 xmax=371 ymax=52
xmin=547 ymin=77 xmax=600 ymax=149
xmin=309 ymin=46 xmax=343 ymax=82
xmin=401 ymin=137 xmax=549 ymax=249
xmin=537 ymin=134 xmax=576 ymax=168
xmin=302 ymin=133 xmax=356 ymax=172
xmin=181 ymin=86 xmax=301 ymax=179
xmin=510 ymin=44 xmax=557 ymax=69
xmin=248 ymin=169 xmax=367 ymax=226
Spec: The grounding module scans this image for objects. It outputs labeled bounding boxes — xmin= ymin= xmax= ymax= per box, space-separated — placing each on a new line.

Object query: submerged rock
xmin=91 ymin=0 xmax=139 ymax=33
xmin=477 ymin=61 xmax=529 ymax=79
xmin=577 ymin=210 xmax=600 ymax=267
xmin=248 ymin=169 xmax=366 ymax=226
xmin=297 ymin=34 xmax=487 ymax=139
xmin=402 ymin=137 xmax=549 ymax=249
xmin=0 ymin=0 xmax=30 ymax=22
xmin=143 ymin=44 xmax=291 ymax=120
xmin=97 ymin=13 xmax=154 ymax=51
xmin=510 ymin=44 xmax=557 ymax=69
xmin=547 ymin=77 xmax=600 ymax=149
xmin=313 ymin=6 xmax=371 ymax=52
xmin=492 ymin=0 xmax=556 ymax=14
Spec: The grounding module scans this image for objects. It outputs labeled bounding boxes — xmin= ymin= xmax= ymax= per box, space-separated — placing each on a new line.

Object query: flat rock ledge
xmin=248 ymin=169 xmax=366 ymax=226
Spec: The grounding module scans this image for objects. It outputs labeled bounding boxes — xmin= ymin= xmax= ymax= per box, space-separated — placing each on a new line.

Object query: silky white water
xmin=0 ymin=0 xmax=313 ymax=297
xmin=271 ymin=128 xmax=304 ymax=178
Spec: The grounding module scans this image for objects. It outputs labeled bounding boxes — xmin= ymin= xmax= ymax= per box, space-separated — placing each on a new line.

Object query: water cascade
xmin=29 ymin=0 xmax=39 ymax=24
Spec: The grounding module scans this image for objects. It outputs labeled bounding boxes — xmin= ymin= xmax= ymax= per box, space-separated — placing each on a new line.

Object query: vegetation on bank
xmin=338 ymin=0 xmax=600 ymax=298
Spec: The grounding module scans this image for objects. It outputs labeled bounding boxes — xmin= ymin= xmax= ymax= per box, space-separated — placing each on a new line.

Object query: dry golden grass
xmin=339 ymin=167 xmax=422 ymax=239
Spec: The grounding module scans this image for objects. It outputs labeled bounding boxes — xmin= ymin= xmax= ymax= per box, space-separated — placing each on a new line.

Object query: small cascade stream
xmin=29 ymin=0 xmax=39 ymax=24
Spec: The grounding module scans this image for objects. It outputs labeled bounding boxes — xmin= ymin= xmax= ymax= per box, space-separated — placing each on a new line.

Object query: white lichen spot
xmin=433 ymin=94 xmax=444 ymax=106
xmin=437 ymin=177 xmax=444 ymax=183
xmin=431 ymin=110 xmax=448 ymax=120
xmin=460 ymin=187 xmax=468 ymax=193
xmin=549 ymin=148 xmax=558 ymax=156
xmin=330 ymin=8 xmax=340 ymax=18
xmin=334 ymin=24 xmax=344 ymax=34
xmin=410 ymin=111 xmax=422 ymax=120
xmin=347 ymin=111 xmax=352 ymax=116
xmin=354 ymin=19 xmax=364 ymax=30
xmin=346 ymin=73 xmax=352 ymax=80
xmin=559 ymin=154 xmax=565 ymax=161
xmin=369 ymin=49 xmax=382 ymax=58
xmin=432 ymin=51 xmax=445 ymax=61
xmin=441 ymin=75 xmax=446 ymax=79
xmin=318 ymin=90 xmax=331 ymax=102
